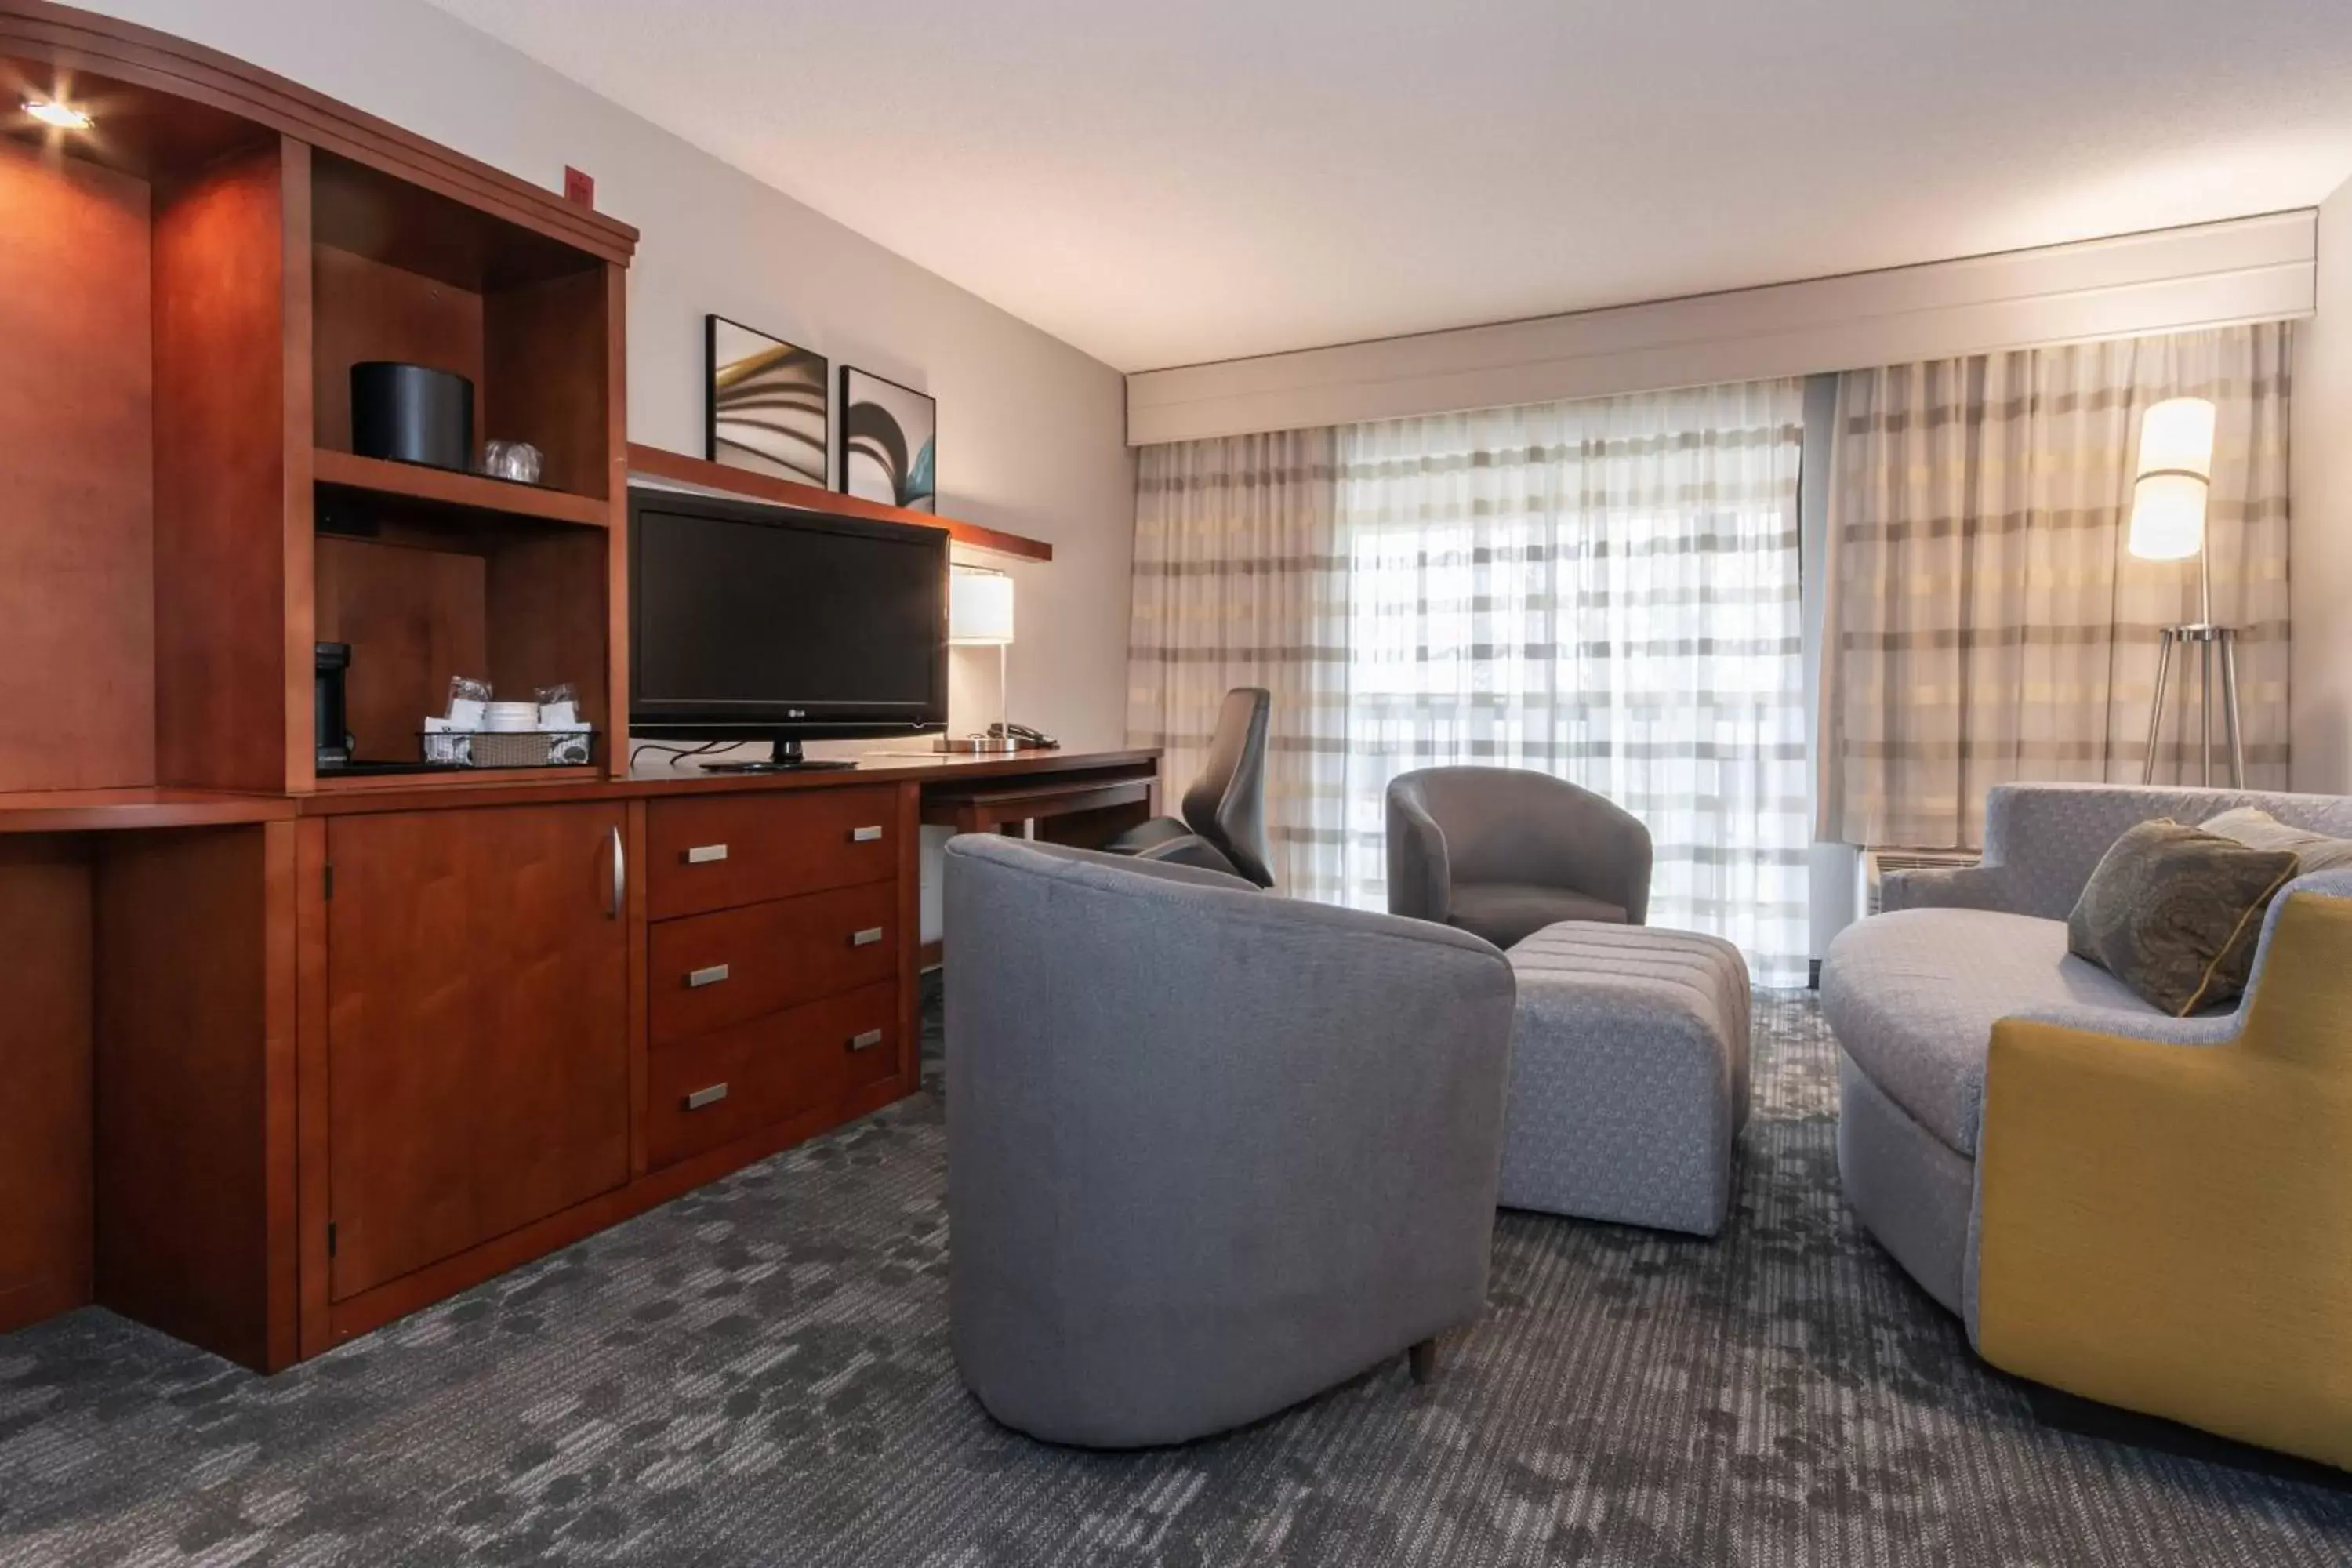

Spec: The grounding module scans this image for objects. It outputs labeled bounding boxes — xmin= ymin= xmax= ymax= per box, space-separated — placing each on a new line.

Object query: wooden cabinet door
xmin=325 ymin=802 xmax=630 ymax=1301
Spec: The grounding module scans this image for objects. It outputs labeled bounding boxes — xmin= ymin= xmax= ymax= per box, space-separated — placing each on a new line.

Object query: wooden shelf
xmin=626 ymin=443 xmax=1053 ymax=562
xmin=307 ymin=764 xmax=601 ymax=795
xmin=0 ymin=788 xmax=296 ymax=834
xmin=314 ymin=448 xmax=611 ymax=528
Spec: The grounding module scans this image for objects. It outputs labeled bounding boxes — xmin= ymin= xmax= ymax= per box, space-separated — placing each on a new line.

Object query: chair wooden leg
xmin=1409 ymin=1337 xmax=1439 ymax=1384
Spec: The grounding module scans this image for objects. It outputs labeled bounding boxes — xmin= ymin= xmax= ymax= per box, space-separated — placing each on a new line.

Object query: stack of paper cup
xmin=483 ymin=701 xmax=539 ymax=733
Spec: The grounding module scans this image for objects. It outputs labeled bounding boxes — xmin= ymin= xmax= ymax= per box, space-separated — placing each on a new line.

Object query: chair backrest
xmin=1180 ymin=687 xmax=1274 ymax=888
xmin=1391 ymin=765 xmax=1650 ymax=906
xmin=1981 ymin=782 xmax=2352 ymax=920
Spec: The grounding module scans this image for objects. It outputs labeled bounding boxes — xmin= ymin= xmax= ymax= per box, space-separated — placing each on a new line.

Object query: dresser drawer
xmin=644 ymin=983 xmax=902 ymax=1170
xmin=649 ymin=881 xmax=898 ymax=1047
xmin=646 ymin=786 xmax=899 ymax=920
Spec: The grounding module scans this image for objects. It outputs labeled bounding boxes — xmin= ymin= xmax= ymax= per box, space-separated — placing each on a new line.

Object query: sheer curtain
xmin=1126 ymin=383 xmax=1813 ymax=984
xmin=1819 ymin=325 xmax=2293 ymax=850
xmin=1332 ymin=381 xmax=1812 ymax=983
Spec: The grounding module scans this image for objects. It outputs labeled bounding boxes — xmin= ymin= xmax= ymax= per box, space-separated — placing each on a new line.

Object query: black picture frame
xmin=837 ymin=365 xmax=938 ymax=514
xmin=705 ymin=314 xmax=829 ymax=488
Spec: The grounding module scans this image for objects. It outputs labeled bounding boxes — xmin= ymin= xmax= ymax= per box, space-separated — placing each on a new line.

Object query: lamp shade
xmin=2127 ymin=397 xmax=2216 ymax=561
xmin=949 ymin=567 xmax=1014 ymax=645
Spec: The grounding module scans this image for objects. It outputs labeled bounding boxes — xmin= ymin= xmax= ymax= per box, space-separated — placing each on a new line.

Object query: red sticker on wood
xmin=563 ymin=165 xmax=595 ymax=208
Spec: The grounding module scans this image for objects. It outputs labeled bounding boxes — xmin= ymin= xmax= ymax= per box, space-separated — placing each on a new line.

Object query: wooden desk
xmin=906 ymin=750 xmax=1163 ymax=970
xmin=922 ymin=774 xmax=1154 ymax=834
xmin=0 ymin=746 xmax=1159 ymax=1370
xmin=915 ymin=755 xmax=1159 ymax=843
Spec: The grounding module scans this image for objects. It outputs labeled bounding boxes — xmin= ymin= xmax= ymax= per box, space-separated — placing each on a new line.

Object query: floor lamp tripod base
xmin=2140 ymin=623 xmax=2245 ymax=789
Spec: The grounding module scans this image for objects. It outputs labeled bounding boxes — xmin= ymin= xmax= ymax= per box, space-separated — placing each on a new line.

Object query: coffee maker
xmin=315 ymin=642 xmax=354 ymax=770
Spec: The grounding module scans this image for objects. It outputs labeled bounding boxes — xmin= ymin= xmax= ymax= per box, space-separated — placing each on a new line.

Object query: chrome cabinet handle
xmin=684 ymin=843 xmax=729 ymax=864
xmin=683 ymin=1083 xmax=728 ymax=1111
xmin=847 ymin=1029 xmax=884 ymax=1051
xmin=608 ymin=825 xmax=625 ymax=919
xmin=686 ymin=963 xmax=731 ymax=989
xmin=850 ymin=825 xmax=883 ymax=843
xmin=850 ymin=927 xmax=884 ymax=947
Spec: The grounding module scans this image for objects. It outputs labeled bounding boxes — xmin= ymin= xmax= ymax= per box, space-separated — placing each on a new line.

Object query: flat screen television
xmin=628 ymin=486 xmax=949 ymax=771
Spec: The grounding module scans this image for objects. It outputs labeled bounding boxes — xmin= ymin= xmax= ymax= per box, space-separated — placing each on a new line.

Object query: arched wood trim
xmin=0 ymin=0 xmax=636 ymax=263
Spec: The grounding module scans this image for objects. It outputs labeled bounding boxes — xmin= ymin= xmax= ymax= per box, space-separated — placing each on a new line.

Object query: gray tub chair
xmin=944 ymin=835 xmax=1517 ymax=1448
xmin=1387 ymin=767 xmax=1653 ymax=949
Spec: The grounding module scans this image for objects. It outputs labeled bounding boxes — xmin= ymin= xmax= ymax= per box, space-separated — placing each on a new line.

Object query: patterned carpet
xmin=2 ymin=990 xmax=2348 ymax=1567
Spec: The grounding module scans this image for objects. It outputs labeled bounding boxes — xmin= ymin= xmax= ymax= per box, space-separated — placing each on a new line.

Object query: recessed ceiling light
xmin=23 ymin=100 xmax=93 ymax=130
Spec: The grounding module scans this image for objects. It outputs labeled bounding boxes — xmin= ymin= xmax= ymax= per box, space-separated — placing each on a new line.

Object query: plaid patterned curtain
xmin=1820 ymin=325 xmax=2294 ymax=851
xmin=1127 ymin=430 xmax=1352 ymax=897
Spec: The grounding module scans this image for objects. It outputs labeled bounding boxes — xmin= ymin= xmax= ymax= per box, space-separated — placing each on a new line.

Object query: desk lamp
xmin=937 ymin=565 xmax=1018 ymax=753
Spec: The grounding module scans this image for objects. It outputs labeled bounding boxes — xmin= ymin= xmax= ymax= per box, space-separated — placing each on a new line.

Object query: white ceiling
xmin=428 ymin=0 xmax=2352 ymax=373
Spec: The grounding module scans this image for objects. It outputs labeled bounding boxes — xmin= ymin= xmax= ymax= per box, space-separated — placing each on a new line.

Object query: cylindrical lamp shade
xmin=2128 ymin=474 xmax=2209 ymax=561
xmin=2135 ymin=397 xmax=2217 ymax=480
xmin=949 ymin=568 xmax=1015 ymax=645
xmin=2127 ymin=397 xmax=2216 ymax=562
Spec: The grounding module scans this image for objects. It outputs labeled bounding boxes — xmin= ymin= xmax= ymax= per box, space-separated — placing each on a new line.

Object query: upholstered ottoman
xmin=1499 ymin=923 xmax=1752 ymax=1236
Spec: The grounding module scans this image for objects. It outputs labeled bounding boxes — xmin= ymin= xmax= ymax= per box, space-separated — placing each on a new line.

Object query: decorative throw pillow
xmin=2199 ymin=806 xmax=2352 ymax=875
xmin=2066 ymin=819 xmax=2299 ymax=1017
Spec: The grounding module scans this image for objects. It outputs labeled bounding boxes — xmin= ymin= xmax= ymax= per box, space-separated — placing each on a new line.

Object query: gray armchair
xmin=943 ymin=835 xmax=1517 ymax=1448
xmin=1386 ymin=767 xmax=1653 ymax=951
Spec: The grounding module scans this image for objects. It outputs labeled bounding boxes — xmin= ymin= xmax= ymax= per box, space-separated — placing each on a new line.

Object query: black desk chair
xmin=1107 ymin=687 xmax=1274 ymax=887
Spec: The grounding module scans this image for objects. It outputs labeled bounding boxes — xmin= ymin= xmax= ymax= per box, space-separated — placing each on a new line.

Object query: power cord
xmin=628 ymin=739 xmax=729 ymax=769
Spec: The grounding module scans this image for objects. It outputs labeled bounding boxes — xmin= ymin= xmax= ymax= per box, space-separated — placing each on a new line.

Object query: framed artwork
xmin=706 ymin=314 xmax=828 ymax=486
xmin=839 ymin=366 xmax=937 ymax=514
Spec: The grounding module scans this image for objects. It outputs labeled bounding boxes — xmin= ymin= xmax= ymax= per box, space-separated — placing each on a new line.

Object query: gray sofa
xmin=1822 ymin=782 xmax=2352 ymax=1332
xmin=943 ymin=835 xmax=1518 ymax=1447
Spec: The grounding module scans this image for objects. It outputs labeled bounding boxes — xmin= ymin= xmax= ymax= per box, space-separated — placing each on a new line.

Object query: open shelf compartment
xmin=314 ymin=507 xmax=611 ymax=779
xmin=310 ymin=149 xmax=617 ymax=506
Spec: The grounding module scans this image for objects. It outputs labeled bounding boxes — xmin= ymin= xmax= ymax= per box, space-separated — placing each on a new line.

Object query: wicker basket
xmin=419 ymin=730 xmax=597 ymax=769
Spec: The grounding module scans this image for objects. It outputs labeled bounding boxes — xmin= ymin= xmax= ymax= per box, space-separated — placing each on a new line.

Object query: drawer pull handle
xmin=686 ymin=963 xmax=731 ymax=989
xmin=684 ymin=1083 xmax=730 ymax=1111
xmin=684 ymin=844 xmax=729 ymax=865
xmin=850 ymin=825 xmax=884 ymax=843
xmin=851 ymin=926 xmax=884 ymax=947
xmin=848 ymin=1029 xmax=885 ymax=1052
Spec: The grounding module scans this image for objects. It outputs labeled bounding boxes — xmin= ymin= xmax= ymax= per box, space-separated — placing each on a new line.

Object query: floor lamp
xmin=936 ymin=565 xmax=1019 ymax=753
xmin=2131 ymin=396 xmax=2243 ymax=787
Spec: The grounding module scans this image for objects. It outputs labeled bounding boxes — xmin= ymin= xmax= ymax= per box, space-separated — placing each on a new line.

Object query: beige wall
xmin=2293 ymin=177 xmax=2352 ymax=793
xmin=86 ymin=0 xmax=1136 ymax=755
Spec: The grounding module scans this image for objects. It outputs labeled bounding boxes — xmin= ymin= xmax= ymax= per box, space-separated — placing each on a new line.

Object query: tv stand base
xmin=696 ymin=738 xmax=857 ymax=774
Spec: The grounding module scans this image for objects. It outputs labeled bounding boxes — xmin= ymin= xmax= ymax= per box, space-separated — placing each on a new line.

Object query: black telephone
xmin=989 ymin=721 xmax=1060 ymax=750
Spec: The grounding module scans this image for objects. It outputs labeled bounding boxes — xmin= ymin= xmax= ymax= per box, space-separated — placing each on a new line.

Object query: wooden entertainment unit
xmin=0 ymin=2 xmax=1156 ymax=1370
